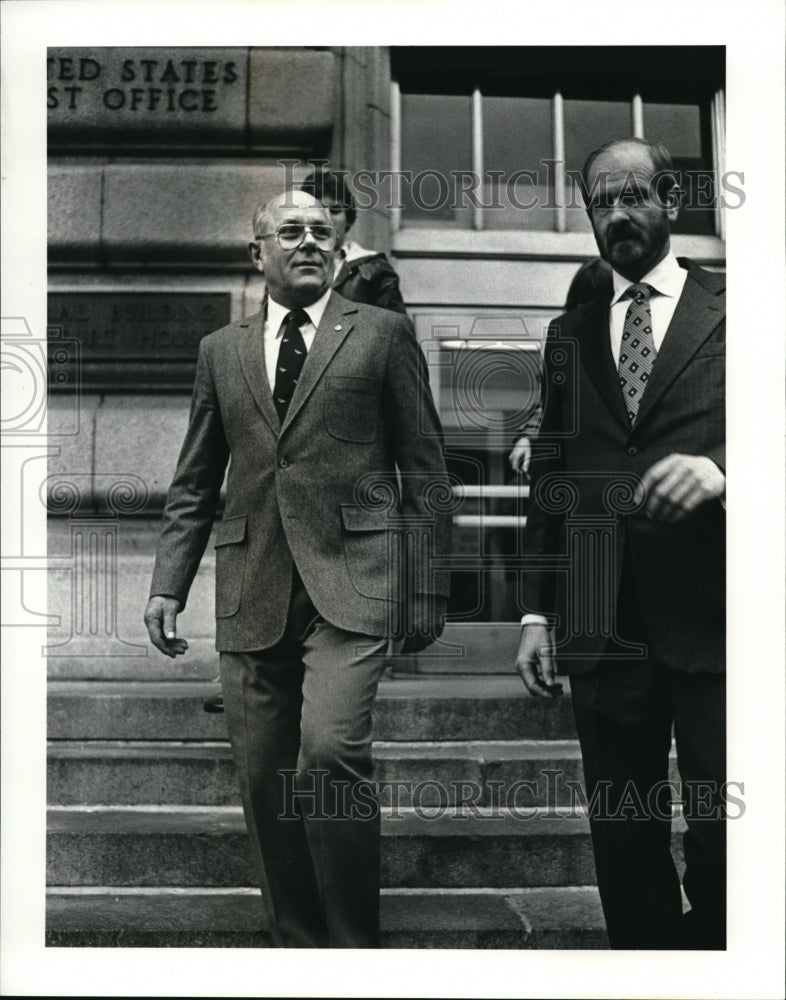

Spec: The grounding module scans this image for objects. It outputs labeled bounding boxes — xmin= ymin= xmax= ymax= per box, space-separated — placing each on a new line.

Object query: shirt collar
xmin=267 ymin=287 xmax=332 ymax=336
xmin=341 ymin=238 xmax=374 ymax=264
xmin=610 ymin=251 xmax=685 ymax=305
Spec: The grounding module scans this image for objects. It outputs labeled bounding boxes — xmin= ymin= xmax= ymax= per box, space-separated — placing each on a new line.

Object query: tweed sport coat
xmin=522 ymin=259 xmax=725 ymax=675
xmin=150 ymin=292 xmax=451 ymax=651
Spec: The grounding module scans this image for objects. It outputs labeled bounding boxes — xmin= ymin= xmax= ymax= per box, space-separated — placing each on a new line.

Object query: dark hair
xmin=581 ymin=137 xmax=681 ymax=208
xmin=300 ymin=168 xmax=357 ymax=230
xmin=564 ymin=257 xmax=613 ymax=311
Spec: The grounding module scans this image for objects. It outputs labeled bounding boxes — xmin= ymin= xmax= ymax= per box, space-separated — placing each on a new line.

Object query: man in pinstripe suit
xmin=516 ymin=139 xmax=726 ymax=950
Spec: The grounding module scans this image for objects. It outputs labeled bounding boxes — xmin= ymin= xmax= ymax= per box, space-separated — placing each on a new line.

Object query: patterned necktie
xmin=618 ymin=282 xmax=657 ymax=423
xmin=273 ymin=308 xmax=309 ymax=421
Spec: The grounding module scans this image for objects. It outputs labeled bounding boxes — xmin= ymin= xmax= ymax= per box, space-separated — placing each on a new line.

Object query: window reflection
xmin=396 ymin=62 xmax=722 ymax=237
xmin=644 ymin=101 xmax=716 ymax=236
xmin=400 ymin=93 xmax=472 ymax=224
xmin=482 ymin=96 xmax=554 ymax=231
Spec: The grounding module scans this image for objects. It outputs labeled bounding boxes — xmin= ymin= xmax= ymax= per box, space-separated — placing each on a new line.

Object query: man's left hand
xmin=635 ymin=453 xmax=725 ymax=522
xmin=400 ymin=595 xmax=447 ymax=654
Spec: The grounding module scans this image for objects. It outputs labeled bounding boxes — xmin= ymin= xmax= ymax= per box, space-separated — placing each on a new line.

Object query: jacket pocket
xmin=340 ymin=504 xmax=393 ymax=599
xmin=326 ymin=376 xmax=379 ymax=443
xmin=213 ymin=514 xmax=247 ymax=618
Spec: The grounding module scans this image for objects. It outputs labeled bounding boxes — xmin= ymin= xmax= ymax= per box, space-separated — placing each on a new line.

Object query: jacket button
xmin=279 ymin=457 xmax=289 ymax=468
xmin=627 ymin=446 xmax=637 ymax=456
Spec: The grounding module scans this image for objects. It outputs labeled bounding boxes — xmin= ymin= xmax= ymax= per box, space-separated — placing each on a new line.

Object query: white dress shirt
xmin=263 ymin=289 xmax=332 ymax=391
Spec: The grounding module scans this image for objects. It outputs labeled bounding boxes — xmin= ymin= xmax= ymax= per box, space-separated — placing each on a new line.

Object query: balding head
xmin=581 ymin=137 xmax=681 ymax=282
xmin=582 ymin=138 xmax=679 ymax=207
xmin=248 ymin=189 xmax=334 ymax=309
xmin=252 ymin=189 xmax=324 ymax=240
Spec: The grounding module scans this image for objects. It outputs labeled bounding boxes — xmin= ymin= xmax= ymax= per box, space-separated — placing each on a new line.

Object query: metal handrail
xmin=453 ymin=515 xmax=525 ymax=528
xmin=451 ymin=484 xmax=530 ymax=499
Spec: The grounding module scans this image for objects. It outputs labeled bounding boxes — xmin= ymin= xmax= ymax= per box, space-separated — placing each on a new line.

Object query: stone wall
xmin=46 ymin=46 xmax=394 ymax=671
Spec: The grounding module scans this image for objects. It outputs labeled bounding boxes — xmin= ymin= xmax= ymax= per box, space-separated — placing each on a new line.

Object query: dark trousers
xmin=569 ymin=562 xmax=726 ymax=950
xmin=220 ymin=575 xmax=391 ymax=948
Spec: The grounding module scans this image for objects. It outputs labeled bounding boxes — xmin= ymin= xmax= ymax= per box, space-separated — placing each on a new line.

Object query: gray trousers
xmin=220 ymin=576 xmax=392 ymax=948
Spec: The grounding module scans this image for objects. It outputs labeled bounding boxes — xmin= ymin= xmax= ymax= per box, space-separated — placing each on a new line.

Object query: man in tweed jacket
xmin=144 ymin=190 xmax=451 ymax=948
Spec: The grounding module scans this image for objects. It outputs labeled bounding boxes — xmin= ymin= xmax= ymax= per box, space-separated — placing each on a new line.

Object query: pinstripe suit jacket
xmin=522 ymin=259 xmax=725 ymax=674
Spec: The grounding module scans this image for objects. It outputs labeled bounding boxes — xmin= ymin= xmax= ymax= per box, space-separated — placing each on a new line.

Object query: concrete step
xmin=46 ymin=885 xmax=608 ymax=949
xmin=47 ymin=739 xmax=597 ymax=807
xmin=46 ymin=626 xmax=532 ymax=680
xmin=46 ymin=805 xmax=687 ymax=889
xmin=48 ymin=676 xmax=578 ymax=742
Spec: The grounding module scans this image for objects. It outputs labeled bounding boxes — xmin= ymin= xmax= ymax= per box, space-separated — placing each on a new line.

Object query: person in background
xmin=508 ymin=258 xmax=613 ymax=476
xmin=301 ymin=167 xmax=408 ymax=314
xmin=563 ymin=257 xmax=615 ymax=313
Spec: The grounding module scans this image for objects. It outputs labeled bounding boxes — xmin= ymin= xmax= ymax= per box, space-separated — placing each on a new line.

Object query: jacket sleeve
xmin=520 ymin=321 xmax=566 ymax=620
xmin=382 ymin=313 xmax=452 ymax=598
xmin=362 ymin=256 xmax=408 ymax=314
xmin=509 ymin=350 xmax=545 ymax=444
xmin=149 ymin=337 xmax=230 ymax=608
xmin=518 ymin=403 xmax=543 ymax=439
xmin=706 ymin=444 xmax=726 ymax=475
xmin=340 ymin=254 xmax=408 ymax=314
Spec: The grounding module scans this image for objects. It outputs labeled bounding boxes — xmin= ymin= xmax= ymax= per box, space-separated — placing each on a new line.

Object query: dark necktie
xmin=617 ymin=282 xmax=657 ymax=422
xmin=273 ymin=308 xmax=309 ymax=421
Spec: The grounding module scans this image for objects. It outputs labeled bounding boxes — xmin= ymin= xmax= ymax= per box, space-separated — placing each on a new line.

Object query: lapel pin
xmin=334 ymin=324 xmax=343 ymax=331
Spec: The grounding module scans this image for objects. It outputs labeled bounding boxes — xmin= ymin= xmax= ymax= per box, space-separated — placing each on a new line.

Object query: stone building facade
xmin=46 ymin=45 xmax=727 ymax=672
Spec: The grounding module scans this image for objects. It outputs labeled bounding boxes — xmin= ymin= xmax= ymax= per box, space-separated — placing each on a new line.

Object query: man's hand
xmin=400 ymin=595 xmax=447 ymax=654
xmin=515 ymin=624 xmax=562 ymax=699
xmin=635 ymin=453 xmax=725 ymax=523
xmin=144 ymin=595 xmax=188 ymax=658
xmin=508 ymin=436 xmax=532 ymax=475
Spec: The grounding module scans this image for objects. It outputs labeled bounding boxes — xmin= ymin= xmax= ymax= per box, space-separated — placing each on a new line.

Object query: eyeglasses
xmin=256 ymin=224 xmax=337 ymax=251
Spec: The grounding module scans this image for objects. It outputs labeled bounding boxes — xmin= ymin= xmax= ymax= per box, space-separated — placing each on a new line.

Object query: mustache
xmin=607 ymin=222 xmax=641 ymax=243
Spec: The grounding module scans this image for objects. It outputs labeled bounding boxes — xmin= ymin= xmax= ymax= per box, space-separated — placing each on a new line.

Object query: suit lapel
xmin=633 ymin=268 xmax=724 ymax=429
xmin=575 ymin=295 xmax=631 ymax=430
xmin=237 ymin=309 xmax=281 ymax=434
xmin=281 ymin=293 xmax=357 ymax=432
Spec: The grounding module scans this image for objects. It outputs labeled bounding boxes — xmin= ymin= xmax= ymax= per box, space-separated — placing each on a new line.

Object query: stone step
xmin=46 ymin=885 xmax=608 ymax=949
xmin=48 ymin=739 xmax=597 ymax=807
xmin=46 ymin=627 xmax=531 ymax=680
xmin=47 ymin=805 xmax=686 ymax=889
xmin=48 ymin=676 xmax=578 ymax=742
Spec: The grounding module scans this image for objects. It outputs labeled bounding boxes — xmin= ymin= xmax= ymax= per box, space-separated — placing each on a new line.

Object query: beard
xmin=596 ymin=214 xmax=670 ymax=279
xmin=607 ymin=236 xmax=647 ymax=265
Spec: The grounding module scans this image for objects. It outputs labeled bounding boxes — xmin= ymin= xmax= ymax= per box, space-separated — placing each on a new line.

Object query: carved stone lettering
xmin=47 ymin=291 xmax=232 ymax=391
xmin=47 ymin=48 xmax=246 ymax=143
